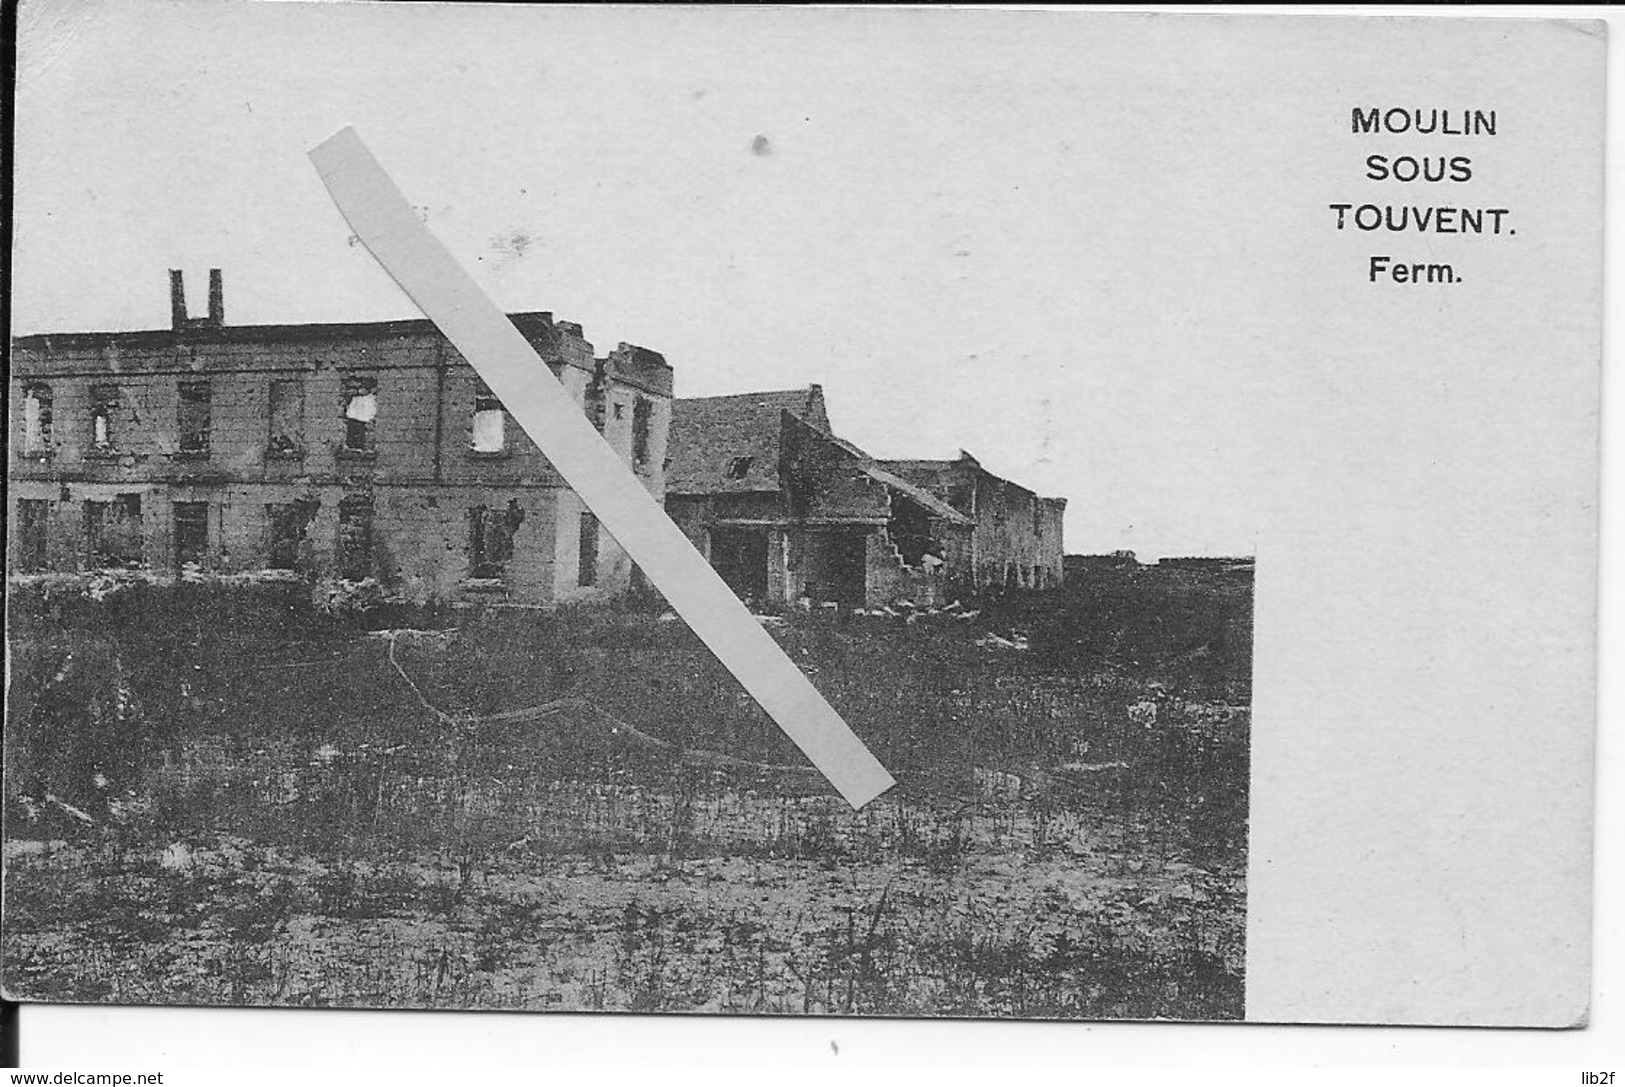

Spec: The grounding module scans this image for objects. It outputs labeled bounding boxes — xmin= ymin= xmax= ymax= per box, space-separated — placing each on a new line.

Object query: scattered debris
xmin=160 ymin=842 xmax=194 ymax=871
xmin=974 ymin=631 xmax=1029 ymax=651
xmin=1055 ymin=760 xmax=1129 ymax=774
xmin=366 ymin=627 xmax=458 ymax=642
xmin=46 ymin=795 xmax=97 ymax=825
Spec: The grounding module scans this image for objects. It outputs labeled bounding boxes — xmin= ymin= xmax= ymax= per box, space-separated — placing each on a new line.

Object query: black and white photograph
xmin=1 ymin=0 xmax=1604 ymax=1047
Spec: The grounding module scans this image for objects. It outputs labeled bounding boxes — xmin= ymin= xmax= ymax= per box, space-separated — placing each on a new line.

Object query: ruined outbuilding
xmin=8 ymin=270 xmax=672 ymax=605
xmin=880 ymin=452 xmax=1067 ymax=590
xmin=665 ymin=386 xmax=999 ymax=607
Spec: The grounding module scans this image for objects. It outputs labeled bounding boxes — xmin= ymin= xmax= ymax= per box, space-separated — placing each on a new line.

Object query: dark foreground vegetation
xmin=3 ymin=561 xmax=1251 ymax=1019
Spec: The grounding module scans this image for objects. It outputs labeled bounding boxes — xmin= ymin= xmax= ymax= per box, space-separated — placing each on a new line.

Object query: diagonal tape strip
xmin=309 ymin=126 xmax=896 ymax=810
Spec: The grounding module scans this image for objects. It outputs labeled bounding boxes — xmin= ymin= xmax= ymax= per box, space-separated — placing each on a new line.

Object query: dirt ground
xmin=3 ymin=565 xmax=1252 ymax=1019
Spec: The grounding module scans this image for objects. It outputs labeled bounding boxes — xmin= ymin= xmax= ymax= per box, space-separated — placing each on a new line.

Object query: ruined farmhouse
xmin=664 ymin=386 xmax=1066 ymax=607
xmin=8 ymin=271 xmax=672 ymax=605
xmin=9 ymin=274 xmax=1067 ymax=610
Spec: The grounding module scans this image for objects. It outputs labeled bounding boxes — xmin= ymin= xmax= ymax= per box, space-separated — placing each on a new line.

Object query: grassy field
xmin=3 ymin=562 xmax=1252 ymax=1019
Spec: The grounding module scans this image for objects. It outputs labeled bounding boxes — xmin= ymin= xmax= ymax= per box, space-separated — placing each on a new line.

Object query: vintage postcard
xmin=3 ymin=4 xmax=1602 ymax=1030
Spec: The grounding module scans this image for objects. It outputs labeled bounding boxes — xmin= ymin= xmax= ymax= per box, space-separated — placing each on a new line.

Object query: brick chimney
xmin=169 ymin=270 xmax=188 ymax=329
xmin=207 ymin=269 xmax=224 ymax=325
xmin=168 ymin=269 xmax=225 ymax=328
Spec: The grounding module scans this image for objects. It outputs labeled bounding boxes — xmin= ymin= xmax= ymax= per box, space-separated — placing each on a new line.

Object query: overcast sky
xmin=11 ymin=3 xmax=1594 ymax=558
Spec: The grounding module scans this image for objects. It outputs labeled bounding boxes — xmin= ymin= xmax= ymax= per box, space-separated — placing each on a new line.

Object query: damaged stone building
xmin=664 ymin=386 xmax=1064 ymax=607
xmin=7 ymin=270 xmax=672 ymax=605
xmin=880 ymin=452 xmax=1067 ymax=590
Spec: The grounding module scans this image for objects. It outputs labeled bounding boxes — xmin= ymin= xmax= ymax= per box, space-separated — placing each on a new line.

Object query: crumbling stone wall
xmin=881 ymin=455 xmax=1067 ymax=590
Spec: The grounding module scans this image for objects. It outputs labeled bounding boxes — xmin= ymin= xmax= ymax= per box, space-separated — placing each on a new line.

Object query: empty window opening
xmin=336 ymin=494 xmax=375 ymax=580
xmin=471 ymin=387 xmax=506 ymax=453
xmin=469 ymin=500 xmax=525 ymax=579
xmin=267 ymin=499 xmax=319 ymax=571
xmin=886 ymin=495 xmax=941 ymax=569
xmin=178 ymin=381 xmax=211 ymax=455
xmin=21 ymin=384 xmax=52 ymax=454
xmin=632 ymin=396 xmax=653 ymax=467
xmin=268 ymin=379 xmax=305 ymax=456
xmin=585 ymin=361 xmax=608 ymax=433
xmin=16 ymin=499 xmax=50 ymax=572
xmin=173 ymin=502 xmax=210 ymax=569
xmin=613 ymin=402 xmax=626 ymax=421
xmin=85 ymin=494 xmax=143 ymax=567
xmin=89 ymin=385 xmax=119 ymax=452
xmin=1031 ymin=502 xmax=1043 ymax=538
xmin=577 ymin=512 xmax=599 ymax=587
xmin=342 ymin=377 xmax=378 ymax=452
xmin=725 ymin=456 xmax=754 ymax=481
